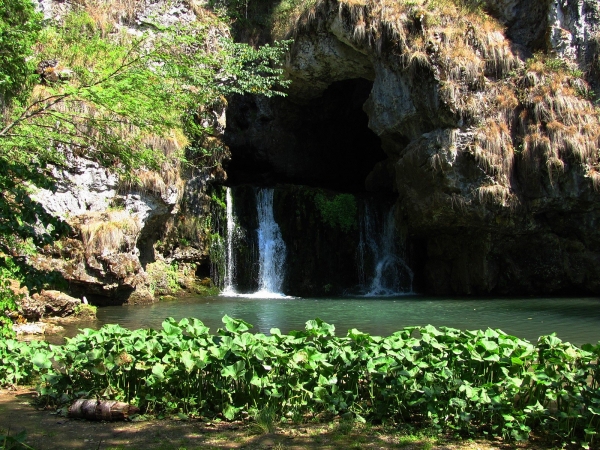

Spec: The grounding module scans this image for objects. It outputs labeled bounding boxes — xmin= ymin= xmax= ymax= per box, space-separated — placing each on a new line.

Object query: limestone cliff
xmin=224 ymin=0 xmax=600 ymax=295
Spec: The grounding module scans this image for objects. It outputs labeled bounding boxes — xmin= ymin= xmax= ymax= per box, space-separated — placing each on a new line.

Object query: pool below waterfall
xmin=59 ymin=295 xmax=600 ymax=346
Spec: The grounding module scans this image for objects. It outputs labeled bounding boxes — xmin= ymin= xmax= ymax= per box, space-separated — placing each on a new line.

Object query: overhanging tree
xmin=0 ymin=6 xmax=290 ymax=336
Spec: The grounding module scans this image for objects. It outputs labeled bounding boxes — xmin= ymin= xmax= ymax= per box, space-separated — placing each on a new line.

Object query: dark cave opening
xmin=224 ymin=78 xmax=387 ymax=192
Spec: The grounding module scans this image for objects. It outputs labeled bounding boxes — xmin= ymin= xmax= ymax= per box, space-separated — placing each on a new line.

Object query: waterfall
xmin=358 ymin=204 xmax=413 ymax=296
xmin=255 ymin=189 xmax=287 ymax=296
xmin=222 ymin=187 xmax=237 ymax=294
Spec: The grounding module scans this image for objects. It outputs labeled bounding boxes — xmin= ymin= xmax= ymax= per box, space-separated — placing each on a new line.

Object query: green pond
xmin=61 ymin=295 xmax=600 ymax=346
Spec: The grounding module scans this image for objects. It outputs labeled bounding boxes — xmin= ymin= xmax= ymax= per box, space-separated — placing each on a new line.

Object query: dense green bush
xmin=1 ymin=318 xmax=599 ymax=446
xmin=314 ymin=193 xmax=357 ymax=232
xmin=0 ymin=0 xmax=41 ymax=104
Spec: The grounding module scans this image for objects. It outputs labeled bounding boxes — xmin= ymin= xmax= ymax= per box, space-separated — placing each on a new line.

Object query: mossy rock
xmin=74 ymin=304 xmax=97 ymax=320
xmin=191 ymin=284 xmax=220 ymax=296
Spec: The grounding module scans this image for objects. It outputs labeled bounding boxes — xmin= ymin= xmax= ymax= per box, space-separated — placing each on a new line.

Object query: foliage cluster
xmin=208 ymin=0 xmax=255 ymax=22
xmin=314 ymin=193 xmax=357 ymax=232
xmin=1 ymin=318 xmax=599 ymax=447
xmin=0 ymin=428 xmax=32 ymax=450
xmin=206 ymin=0 xmax=279 ymax=43
xmin=6 ymin=10 xmax=290 ymax=175
xmin=0 ymin=0 xmax=41 ymax=105
xmin=146 ymin=261 xmax=183 ymax=296
xmin=73 ymin=303 xmax=97 ymax=319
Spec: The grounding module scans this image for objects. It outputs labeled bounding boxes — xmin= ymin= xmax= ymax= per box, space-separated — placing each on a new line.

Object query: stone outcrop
xmin=13 ymin=322 xmax=64 ymax=337
xmin=483 ymin=0 xmax=600 ymax=63
xmin=31 ymin=169 xmax=173 ymax=304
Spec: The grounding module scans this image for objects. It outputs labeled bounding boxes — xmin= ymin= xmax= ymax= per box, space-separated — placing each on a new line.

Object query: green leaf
xmin=479 ymin=339 xmax=499 ymax=352
xmin=305 ymin=318 xmax=335 ymax=337
xmin=152 ymin=363 xmax=165 ymax=381
xmin=181 ymin=351 xmax=194 ymax=373
xmin=221 ymin=360 xmax=246 ymax=380
xmin=87 ymin=348 xmax=103 ymax=361
xmin=161 ymin=318 xmax=182 ymax=336
xmin=222 ymin=315 xmax=253 ymax=334
xmin=222 ymin=403 xmax=241 ymax=420
xmin=32 ymin=351 xmax=51 ymax=369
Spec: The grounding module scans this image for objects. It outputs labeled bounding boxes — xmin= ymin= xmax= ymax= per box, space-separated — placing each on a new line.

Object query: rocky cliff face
xmin=224 ymin=0 xmax=600 ymax=295
xmin=27 ymin=0 xmax=228 ymax=305
xmin=30 ymin=0 xmax=600 ymax=299
xmin=30 ymin=152 xmax=182 ymax=304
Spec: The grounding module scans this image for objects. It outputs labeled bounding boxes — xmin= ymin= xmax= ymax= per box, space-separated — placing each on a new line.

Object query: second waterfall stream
xmin=255 ymin=189 xmax=287 ymax=296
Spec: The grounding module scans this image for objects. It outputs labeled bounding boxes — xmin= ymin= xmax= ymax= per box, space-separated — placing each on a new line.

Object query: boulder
xmin=30 ymin=290 xmax=82 ymax=318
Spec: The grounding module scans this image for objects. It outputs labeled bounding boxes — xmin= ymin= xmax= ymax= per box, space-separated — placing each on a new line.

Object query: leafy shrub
xmin=0 ymin=0 xmax=41 ymax=104
xmin=1 ymin=319 xmax=599 ymax=447
xmin=314 ymin=193 xmax=357 ymax=233
xmin=146 ymin=261 xmax=182 ymax=296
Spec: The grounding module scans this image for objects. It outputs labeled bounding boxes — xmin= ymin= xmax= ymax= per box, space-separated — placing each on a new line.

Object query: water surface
xmin=61 ymin=295 xmax=600 ymax=346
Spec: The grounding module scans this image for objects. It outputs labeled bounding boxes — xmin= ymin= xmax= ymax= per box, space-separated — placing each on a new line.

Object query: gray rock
xmin=286 ymin=32 xmax=375 ymax=99
xmin=33 ymin=157 xmax=119 ymax=217
xmin=363 ymin=62 xmax=418 ymax=142
xmin=13 ymin=322 xmax=48 ymax=336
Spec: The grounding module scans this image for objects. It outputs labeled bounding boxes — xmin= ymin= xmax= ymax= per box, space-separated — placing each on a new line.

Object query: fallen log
xmin=68 ymin=399 xmax=140 ymax=421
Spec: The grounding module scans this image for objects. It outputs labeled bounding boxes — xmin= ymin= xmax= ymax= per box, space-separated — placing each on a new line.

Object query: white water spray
xmin=358 ymin=205 xmax=413 ymax=296
xmin=255 ymin=189 xmax=287 ymax=297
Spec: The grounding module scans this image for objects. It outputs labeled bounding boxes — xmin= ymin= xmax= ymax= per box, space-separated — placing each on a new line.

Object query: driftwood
xmin=68 ymin=399 xmax=140 ymax=421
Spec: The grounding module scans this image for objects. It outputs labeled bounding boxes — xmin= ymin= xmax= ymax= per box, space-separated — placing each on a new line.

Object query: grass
xmin=124 ymin=131 xmax=187 ymax=200
xmin=73 ymin=303 xmax=97 ymax=319
xmin=76 ymin=210 xmax=141 ymax=256
xmin=333 ymin=417 xmax=354 ymax=435
xmin=253 ymin=405 xmax=278 ymax=434
xmin=146 ymin=261 xmax=183 ymax=296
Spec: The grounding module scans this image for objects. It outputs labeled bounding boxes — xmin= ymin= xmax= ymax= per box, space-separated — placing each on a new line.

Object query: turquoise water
xmin=68 ymin=295 xmax=600 ymax=346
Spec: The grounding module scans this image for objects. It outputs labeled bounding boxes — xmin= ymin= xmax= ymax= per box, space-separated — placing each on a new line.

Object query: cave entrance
xmin=224 ymin=78 xmax=387 ymax=192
